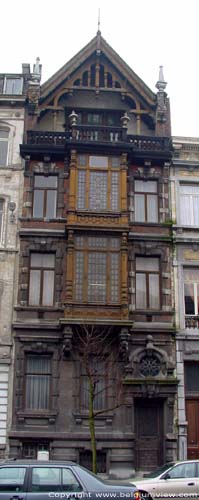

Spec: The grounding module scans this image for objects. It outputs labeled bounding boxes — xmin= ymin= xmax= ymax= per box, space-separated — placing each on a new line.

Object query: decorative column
xmin=68 ymin=149 xmax=77 ymax=214
xmin=65 ymin=230 xmax=74 ymax=316
xmin=121 ymin=232 xmax=128 ymax=318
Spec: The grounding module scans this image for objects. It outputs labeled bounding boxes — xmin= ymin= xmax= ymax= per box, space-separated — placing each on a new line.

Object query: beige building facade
xmin=172 ymin=137 xmax=199 ymax=460
xmin=0 ymin=69 xmax=28 ymax=456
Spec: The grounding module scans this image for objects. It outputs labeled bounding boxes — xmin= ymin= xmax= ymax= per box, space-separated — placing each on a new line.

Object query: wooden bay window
xmin=74 ymin=236 xmax=120 ymax=304
xmin=77 ymin=155 xmax=120 ymax=211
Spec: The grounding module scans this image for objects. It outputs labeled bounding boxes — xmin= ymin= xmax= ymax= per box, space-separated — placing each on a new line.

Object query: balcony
xmin=20 ymin=129 xmax=171 ymax=160
xmin=26 ymin=129 xmax=172 ymax=152
xmin=185 ymin=315 xmax=199 ymax=329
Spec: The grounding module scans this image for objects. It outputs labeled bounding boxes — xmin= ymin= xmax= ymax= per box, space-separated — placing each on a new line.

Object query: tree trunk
xmin=88 ymin=379 xmax=97 ymax=474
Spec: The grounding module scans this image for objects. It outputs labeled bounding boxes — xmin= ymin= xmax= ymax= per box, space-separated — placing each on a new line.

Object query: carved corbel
xmin=119 ymin=328 xmax=130 ymax=361
xmin=62 ymin=326 xmax=73 ymax=358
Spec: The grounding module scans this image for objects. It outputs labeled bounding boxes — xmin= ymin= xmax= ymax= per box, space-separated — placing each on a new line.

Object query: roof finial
xmin=97 ymin=8 xmax=101 ymax=34
xmin=156 ymin=65 xmax=167 ymax=92
xmin=96 ymin=8 xmax=101 ymax=55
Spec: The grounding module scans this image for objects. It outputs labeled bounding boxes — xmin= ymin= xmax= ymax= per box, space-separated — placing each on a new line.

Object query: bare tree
xmin=74 ymin=324 xmax=125 ymax=474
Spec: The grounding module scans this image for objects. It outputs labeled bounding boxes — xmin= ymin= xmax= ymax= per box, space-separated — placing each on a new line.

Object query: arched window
xmin=0 ymin=129 xmax=9 ymax=166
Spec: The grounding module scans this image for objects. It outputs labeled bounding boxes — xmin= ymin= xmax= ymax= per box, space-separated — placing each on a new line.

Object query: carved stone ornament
xmin=62 ymin=326 xmax=73 ymax=358
xmin=139 ymin=353 xmax=161 ymax=377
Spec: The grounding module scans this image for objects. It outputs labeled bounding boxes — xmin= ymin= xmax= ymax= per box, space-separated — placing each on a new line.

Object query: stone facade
xmin=0 ymin=70 xmax=27 ymax=456
xmin=6 ymin=34 xmax=178 ymax=477
xmin=172 ymin=137 xmax=199 ymax=460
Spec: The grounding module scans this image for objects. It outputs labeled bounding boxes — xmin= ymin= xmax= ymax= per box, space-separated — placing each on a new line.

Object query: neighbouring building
xmin=172 ymin=137 xmax=199 ymax=461
xmin=9 ymin=31 xmax=178 ymax=476
xmin=0 ymin=67 xmax=28 ymax=457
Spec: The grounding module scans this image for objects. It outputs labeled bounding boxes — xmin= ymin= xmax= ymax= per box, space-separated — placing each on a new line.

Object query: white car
xmin=130 ymin=460 xmax=199 ymax=500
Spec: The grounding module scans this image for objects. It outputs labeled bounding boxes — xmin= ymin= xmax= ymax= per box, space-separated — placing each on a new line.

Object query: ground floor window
xmin=22 ymin=441 xmax=50 ymax=459
xmin=79 ymin=450 xmax=107 ymax=473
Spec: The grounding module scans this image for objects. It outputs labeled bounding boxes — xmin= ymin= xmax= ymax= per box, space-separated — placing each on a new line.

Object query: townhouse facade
xmin=172 ymin=137 xmax=199 ymax=461
xmin=7 ymin=32 xmax=178 ymax=477
xmin=0 ymin=67 xmax=28 ymax=457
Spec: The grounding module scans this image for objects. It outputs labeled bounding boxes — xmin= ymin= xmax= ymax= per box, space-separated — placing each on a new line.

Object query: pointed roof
xmin=40 ymin=34 xmax=156 ymax=106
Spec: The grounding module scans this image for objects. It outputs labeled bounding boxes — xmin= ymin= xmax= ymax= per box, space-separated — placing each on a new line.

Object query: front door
xmin=135 ymin=399 xmax=163 ymax=471
xmin=186 ymin=399 xmax=199 ymax=458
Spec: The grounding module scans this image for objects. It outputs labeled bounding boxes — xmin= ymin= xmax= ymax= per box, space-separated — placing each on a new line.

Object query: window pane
xmin=31 ymin=253 xmax=55 ymax=268
xmin=34 ymin=176 xmax=57 ymax=188
xmin=42 ymin=270 xmax=54 ymax=306
xmin=147 ymin=195 xmax=158 ymax=222
xmin=88 ymin=253 xmax=106 ymax=302
xmin=26 ymin=356 xmax=50 ymax=410
xmin=193 ymin=196 xmax=199 ymax=225
xmin=184 ymin=283 xmax=195 ymax=315
xmin=78 ymin=155 xmax=87 ymax=166
xmin=0 ymin=131 xmax=9 ymax=139
xmin=0 ymin=140 xmax=8 ymax=166
xmin=136 ymin=273 xmax=146 ymax=308
xmin=46 ymin=190 xmax=57 ymax=218
xmin=87 ymin=113 xmax=102 ymax=124
xmin=89 ymin=172 xmax=107 ymax=210
xmin=184 ymin=269 xmax=199 ymax=282
xmin=185 ymin=363 xmax=199 ymax=392
xmin=149 ymin=274 xmax=160 ymax=308
xmin=88 ymin=237 xmax=107 ymax=248
xmin=111 ymin=172 xmax=119 ymax=210
xmin=110 ymin=253 xmax=119 ymax=302
xmin=135 ymin=180 xmax=157 ymax=193
xmin=33 ymin=190 xmax=44 ymax=217
xmin=136 ymin=257 xmax=159 ymax=272
xmin=135 ymin=194 xmax=145 ymax=222
xmin=75 ymin=252 xmax=84 ymax=301
xmin=111 ymin=157 xmax=120 ymax=168
xmin=29 ymin=270 xmax=41 ymax=305
xmin=89 ymin=156 xmax=108 ymax=168
xmin=0 ymin=200 xmax=3 ymax=238
xmin=5 ymin=78 xmax=22 ymax=94
xmin=77 ymin=170 xmax=86 ymax=209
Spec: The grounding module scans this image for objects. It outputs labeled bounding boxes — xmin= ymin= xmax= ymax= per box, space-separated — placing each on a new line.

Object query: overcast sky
xmin=1 ymin=0 xmax=198 ymax=138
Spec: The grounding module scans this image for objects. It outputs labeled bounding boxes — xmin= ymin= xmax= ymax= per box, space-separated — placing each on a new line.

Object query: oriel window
xmin=74 ymin=236 xmax=120 ymax=304
xmin=77 ymin=155 xmax=120 ymax=212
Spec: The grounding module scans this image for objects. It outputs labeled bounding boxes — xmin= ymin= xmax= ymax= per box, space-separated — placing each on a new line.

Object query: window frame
xmin=32 ymin=174 xmax=58 ymax=219
xmin=74 ymin=236 xmax=120 ymax=304
xmin=3 ymin=77 xmax=23 ymax=95
xmin=24 ymin=354 xmax=52 ymax=411
xmin=28 ymin=252 xmax=55 ymax=307
xmin=179 ymin=183 xmax=199 ymax=226
xmin=135 ymin=256 xmax=161 ymax=310
xmin=77 ymin=155 xmax=120 ymax=212
xmin=134 ymin=179 xmax=159 ymax=223
xmin=183 ymin=268 xmax=199 ymax=316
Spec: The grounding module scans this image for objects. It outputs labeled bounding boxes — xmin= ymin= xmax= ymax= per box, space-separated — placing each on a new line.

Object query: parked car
xmin=0 ymin=459 xmax=151 ymax=500
xmin=130 ymin=460 xmax=199 ymax=499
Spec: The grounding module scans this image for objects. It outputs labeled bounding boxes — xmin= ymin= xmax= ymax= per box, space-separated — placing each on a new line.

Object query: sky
xmin=1 ymin=0 xmax=198 ymax=138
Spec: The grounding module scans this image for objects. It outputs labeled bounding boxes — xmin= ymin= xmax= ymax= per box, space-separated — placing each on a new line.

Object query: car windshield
xmin=143 ymin=463 xmax=175 ymax=478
